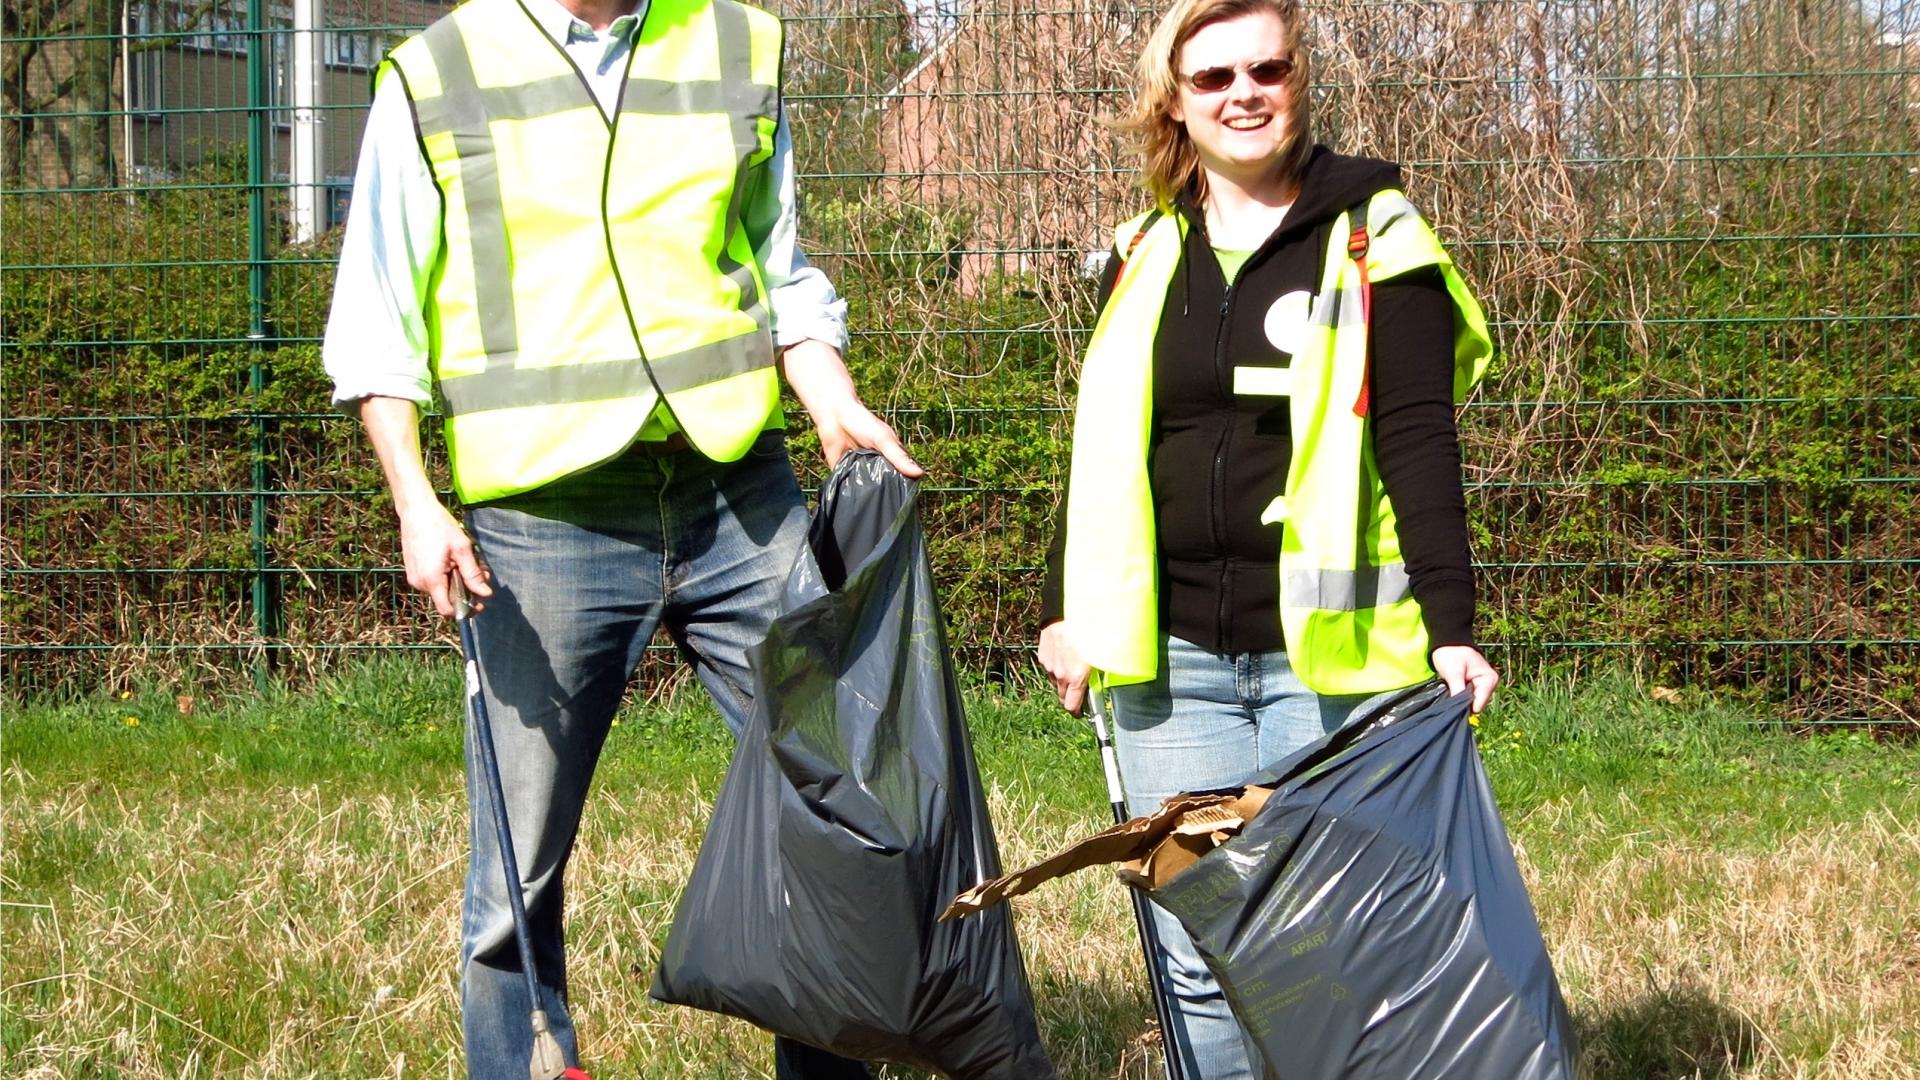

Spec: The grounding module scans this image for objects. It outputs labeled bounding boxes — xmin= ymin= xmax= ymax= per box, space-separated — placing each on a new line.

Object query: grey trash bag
xmin=649 ymin=450 xmax=1056 ymax=1080
xmin=1152 ymin=682 xmax=1580 ymax=1080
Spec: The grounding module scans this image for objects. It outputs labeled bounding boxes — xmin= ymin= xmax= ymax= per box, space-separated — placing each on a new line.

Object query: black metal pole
xmin=1088 ymin=686 xmax=1188 ymax=1080
xmin=452 ymin=580 xmax=580 ymax=1080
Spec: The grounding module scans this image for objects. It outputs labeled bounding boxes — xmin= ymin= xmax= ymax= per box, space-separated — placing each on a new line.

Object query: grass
xmin=4 ymin=659 xmax=1917 ymax=1078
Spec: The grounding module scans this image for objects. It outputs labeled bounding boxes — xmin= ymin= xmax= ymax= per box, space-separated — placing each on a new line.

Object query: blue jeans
xmin=1108 ymin=634 xmax=1399 ymax=1080
xmin=459 ymin=431 xmax=871 ymax=1080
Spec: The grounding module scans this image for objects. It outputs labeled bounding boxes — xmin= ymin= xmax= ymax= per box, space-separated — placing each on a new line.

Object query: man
xmin=322 ymin=0 xmax=918 ymax=1073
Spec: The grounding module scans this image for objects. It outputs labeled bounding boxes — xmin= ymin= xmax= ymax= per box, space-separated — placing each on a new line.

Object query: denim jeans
xmin=459 ymin=431 xmax=871 ymax=1080
xmin=1108 ymin=634 xmax=1400 ymax=1080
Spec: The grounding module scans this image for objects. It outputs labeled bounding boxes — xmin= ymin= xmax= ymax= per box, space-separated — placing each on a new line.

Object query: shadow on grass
xmin=1579 ymin=981 xmax=1761 ymax=1079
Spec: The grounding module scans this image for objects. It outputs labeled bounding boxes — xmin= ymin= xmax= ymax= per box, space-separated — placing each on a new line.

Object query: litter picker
xmin=452 ymin=577 xmax=592 ymax=1080
xmin=1088 ymin=683 xmax=1190 ymax=1080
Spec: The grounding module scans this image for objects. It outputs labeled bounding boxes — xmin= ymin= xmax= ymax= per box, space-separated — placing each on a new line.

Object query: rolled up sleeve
xmin=322 ymin=78 xmax=441 ymax=409
xmin=744 ymin=116 xmax=848 ymax=353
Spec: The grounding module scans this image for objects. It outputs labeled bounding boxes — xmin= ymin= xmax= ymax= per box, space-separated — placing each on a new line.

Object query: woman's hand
xmin=1037 ymin=621 xmax=1091 ymax=715
xmin=1432 ymin=644 xmax=1499 ymax=714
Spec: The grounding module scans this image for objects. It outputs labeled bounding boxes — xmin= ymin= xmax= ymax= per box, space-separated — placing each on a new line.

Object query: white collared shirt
xmin=322 ymin=0 xmax=847 ymax=407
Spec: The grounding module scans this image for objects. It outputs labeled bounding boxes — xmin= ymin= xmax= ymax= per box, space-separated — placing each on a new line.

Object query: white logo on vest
xmin=1263 ymin=290 xmax=1313 ymax=358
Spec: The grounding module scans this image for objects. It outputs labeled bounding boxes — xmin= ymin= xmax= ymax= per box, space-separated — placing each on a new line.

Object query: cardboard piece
xmin=939 ymin=787 xmax=1275 ymax=921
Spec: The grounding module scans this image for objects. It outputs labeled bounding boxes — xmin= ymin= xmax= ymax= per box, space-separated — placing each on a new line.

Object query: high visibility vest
xmin=1061 ymin=192 xmax=1494 ymax=695
xmin=381 ymin=0 xmax=784 ymax=503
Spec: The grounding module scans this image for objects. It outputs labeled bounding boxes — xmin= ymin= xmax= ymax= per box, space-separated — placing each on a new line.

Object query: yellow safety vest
xmin=1061 ymin=192 xmax=1494 ymax=695
xmin=382 ymin=0 xmax=784 ymax=503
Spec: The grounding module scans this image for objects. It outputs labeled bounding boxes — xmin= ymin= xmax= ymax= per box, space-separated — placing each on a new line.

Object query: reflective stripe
xmin=713 ymin=1 xmax=757 ymax=133
xmin=410 ymin=74 xmax=776 ymax=136
xmin=1369 ymin=191 xmax=1420 ymax=237
xmin=422 ymin=21 xmax=520 ymax=370
xmin=1309 ymin=275 xmax=1366 ymax=330
xmin=727 ymin=262 xmax=767 ymax=325
xmin=413 ymin=74 xmax=593 ymax=134
xmin=439 ymin=329 xmax=773 ymax=416
xmin=709 ymin=0 xmax=764 ymax=320
xmin=619 ymin=79 xmax=776 ymax=119
xmin=1284 ymin=563 xmax=1414 ymax=611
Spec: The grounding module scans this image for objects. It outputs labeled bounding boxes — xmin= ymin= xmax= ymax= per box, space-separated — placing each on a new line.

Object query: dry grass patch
xmin=1535 ymin=804 xmax=1920 ymax=1079
xmin=7 ymin=678 xmax=1919 ymax=1078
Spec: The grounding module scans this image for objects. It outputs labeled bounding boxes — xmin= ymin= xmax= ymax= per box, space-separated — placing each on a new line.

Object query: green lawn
xmin=5 ymin=659 xmax=1917 ymax=1078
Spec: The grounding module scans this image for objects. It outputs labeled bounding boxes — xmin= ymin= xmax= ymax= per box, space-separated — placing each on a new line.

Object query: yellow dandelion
xmin=123 ymin=715 xmax=140 ymax=728
xmin=119 ymin=690 xmax=133 ymax=700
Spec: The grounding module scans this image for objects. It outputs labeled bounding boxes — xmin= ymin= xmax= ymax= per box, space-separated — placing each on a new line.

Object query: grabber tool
xmin=451 ymin=576 xmax=593 ymax=1080
xmin=1087 ymin=683 xmax=1189 ymax=1080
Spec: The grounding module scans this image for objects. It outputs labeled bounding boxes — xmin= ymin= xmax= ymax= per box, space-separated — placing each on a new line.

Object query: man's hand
xmin=398 ymin=500 xmax=492 ymax=617
xmin=1037 ymin=621 xmax=1090 ymax=716
xmin=1431 ymin=644 xmax=1499 ymax=714
xmin=358 ymin=395 xmax=494 ymax=617
xmin=779 ymin=339 xmax=923 ymax=477
xmin=813 ymin=398 xmax=923 ymax=478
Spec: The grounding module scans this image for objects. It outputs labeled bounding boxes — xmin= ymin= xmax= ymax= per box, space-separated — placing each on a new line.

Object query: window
xmin=270 ymin=32 xmax=293 ymax=130
xmin=183 ymin=9 xmax=250 ymax=54
xmin=127 ymin=5 xmax=165 ymax=116
xmin=325 ymin=30 xmax=383 ymax=71
xmin=325 ymin=181 xmax=353 ymax=227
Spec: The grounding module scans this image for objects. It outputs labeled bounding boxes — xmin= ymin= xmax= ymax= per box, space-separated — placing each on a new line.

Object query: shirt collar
xmin=521 ymin=0 xmax=644 ymax=48
xmin=521 ymin=0 xmax=584 ymax=48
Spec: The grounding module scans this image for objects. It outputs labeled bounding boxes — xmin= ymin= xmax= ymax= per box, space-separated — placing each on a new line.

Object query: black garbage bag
xmin=1152 ymin=682 xmax=1580 ymax=1079
xmin=650 ymin=450 xmax=1056 ymax=1080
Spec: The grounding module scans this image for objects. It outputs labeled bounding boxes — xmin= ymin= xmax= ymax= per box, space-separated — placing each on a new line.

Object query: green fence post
xmin=247 ymin=0 xmax=278 ymax=689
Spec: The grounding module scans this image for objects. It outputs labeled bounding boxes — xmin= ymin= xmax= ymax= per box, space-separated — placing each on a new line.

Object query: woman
xmin=1035 ymin=0 xmax=1500 ymax=1074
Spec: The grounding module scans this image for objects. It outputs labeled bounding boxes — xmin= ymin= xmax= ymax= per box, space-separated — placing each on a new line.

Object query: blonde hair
xmin=1119 ymin=0 xmax=1312 ymax=206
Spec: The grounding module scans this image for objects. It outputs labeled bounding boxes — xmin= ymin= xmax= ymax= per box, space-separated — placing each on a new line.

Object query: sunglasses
xmin=1178 ymin=57 xmax=1295 ymax=94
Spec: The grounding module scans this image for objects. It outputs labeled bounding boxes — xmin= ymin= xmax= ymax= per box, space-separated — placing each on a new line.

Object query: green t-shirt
xmin=1214 ymin=246 xmax=1255 ymax=284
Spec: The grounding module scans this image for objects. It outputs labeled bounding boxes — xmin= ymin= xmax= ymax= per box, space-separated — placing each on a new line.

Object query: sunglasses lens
xmin=1189 ymin=66 xmax=1234 ymax=92
xmin=1249 ymin=59 xmax=1292 ymax=84
xmin=1183 ymin=59 xmax=1291 ymax=92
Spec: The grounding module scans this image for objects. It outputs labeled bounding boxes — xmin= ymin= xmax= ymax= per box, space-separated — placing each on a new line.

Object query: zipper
xmin=1209 ymin=240 xmax=1235 ymax=649
xmin=1188 ymin=198 xmax=1314 ymax=652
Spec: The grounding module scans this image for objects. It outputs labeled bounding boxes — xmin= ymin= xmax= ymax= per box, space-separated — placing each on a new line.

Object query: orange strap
xmin=1348 ymin=211 xmax=1374 ymax=418
xmin=1112 ymin=209 xmax=1165 ymax=287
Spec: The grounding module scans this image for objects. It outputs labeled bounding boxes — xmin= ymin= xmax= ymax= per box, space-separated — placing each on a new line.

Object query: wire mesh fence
xmin=4 ymin=0 xmax=1916 ymax=721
